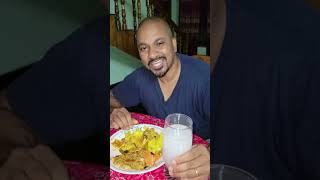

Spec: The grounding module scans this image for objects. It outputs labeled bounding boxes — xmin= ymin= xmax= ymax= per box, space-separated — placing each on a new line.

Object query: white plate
xmin=110 ymin=124 xmax=164 ymax=174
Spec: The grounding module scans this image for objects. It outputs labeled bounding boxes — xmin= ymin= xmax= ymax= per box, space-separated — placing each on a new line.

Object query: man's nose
xmin=148 ymin=47 xmax=158 ymax=59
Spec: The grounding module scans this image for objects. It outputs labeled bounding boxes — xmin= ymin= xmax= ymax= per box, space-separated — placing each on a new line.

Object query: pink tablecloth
xmin=110 ymin=113 xmax=209 ymax=180
xmin=65 ymin=161 xmax=108 ymax=180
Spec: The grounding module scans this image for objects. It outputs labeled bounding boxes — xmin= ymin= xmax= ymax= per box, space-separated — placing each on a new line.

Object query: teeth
xmin=150 ymin=59 xmax=162 ymax=68
xmin=151 ymin=59 xmax=161 ymax=64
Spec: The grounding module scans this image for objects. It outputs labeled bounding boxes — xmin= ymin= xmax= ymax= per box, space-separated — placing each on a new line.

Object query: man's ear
xmin=172 ymin=37 xmax=177 ymax=52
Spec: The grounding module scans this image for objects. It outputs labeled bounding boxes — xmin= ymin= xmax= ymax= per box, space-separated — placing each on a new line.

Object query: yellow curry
xmin=111 ymin=127 xmax=163 ymax=170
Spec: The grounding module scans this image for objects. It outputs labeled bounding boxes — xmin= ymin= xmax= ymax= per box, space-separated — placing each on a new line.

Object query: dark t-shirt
xmin=6 ymin=17 xmax=108 ymax=146
xmin=112 ymin=54 xmax=211 ymax=139
xmin=213 ymin=1 xmax=320 ymax=180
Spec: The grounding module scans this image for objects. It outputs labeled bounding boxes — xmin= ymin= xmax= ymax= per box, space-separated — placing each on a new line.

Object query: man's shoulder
xmin=178 ymin=54 xmax=210 ymax=79
xmin=124 ymin=67 xmax=155 ymax=83
xmin=179 ymin=54 xmax=210 ymax=69
xmin=130 ymin=66 xmax=149 ymax=76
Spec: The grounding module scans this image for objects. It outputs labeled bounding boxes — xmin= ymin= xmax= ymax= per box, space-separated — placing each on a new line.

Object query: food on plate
xmin=111 ymin=127 xmax=163 ymax=170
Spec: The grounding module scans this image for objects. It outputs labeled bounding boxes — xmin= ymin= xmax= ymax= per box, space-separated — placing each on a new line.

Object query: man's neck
xmin=158 ymin=56 xmax=181 ymax=85
xmin=157 ymin=56 xmax=181 ymax=101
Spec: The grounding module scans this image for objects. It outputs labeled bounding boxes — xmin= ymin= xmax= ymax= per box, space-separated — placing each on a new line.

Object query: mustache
xmin=148 ymin=56 xmax=166 ymax=66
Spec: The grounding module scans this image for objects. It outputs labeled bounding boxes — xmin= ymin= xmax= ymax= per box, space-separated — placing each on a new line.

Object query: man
xmin=212 ymin=0 xmax=320 ymax=179
xmin=110 ymin=17 xmax=210 ymax=179
xmin=0 ymin=16 xmax=107 ymax=180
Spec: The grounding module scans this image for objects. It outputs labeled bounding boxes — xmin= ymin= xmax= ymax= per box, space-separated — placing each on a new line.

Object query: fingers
xmin=120 ymin=108 xmax=138 ymax=128
xmin=10 ymin=170 xmax=31 ymax=180
xmin=111 ymin=109 xmax=126 ymax=128
xmin=174 ymin=145 xmax=209 ymax=164
xmin=0 ymin=145 xmax=69 ymax=180
xmin=110 ymin=108 xmax=138 ymax=129
xmin=22 ymin=159 xmax=52 ymax=180
xmin=0 ymin=168 xmax=30 ymax=180
xmin=181 ymin=175 xmax=209 ymax=180
xmin=171 ymin=152 xmax=208 ymax=172
xmin=170 ymin=145 xmax=210 ymax=179
xmin=172 ymin=164 xmax=210 ymax=179
xmin=1 ymin=147 xmax=52 ymax=180
xmin=110 ymin=111 xmax=119 ymax=129
xmin=30 ymin=145 xmax=69 ymax=180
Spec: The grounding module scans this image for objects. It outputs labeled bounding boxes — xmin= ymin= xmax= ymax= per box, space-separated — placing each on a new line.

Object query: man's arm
xmin=109 ymin=91 xmax=138 ymax=129
xmin=110 ymin=91 xmax=122 ymax=113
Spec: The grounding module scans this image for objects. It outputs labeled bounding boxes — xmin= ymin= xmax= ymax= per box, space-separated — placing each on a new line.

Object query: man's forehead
xmin=137 ymin=21 xmax=170 ymax=38
xmin=139 ymin=20 xmax=167 ymax=31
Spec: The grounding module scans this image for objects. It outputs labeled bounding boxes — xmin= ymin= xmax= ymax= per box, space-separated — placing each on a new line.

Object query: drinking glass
xmin=211 ymin=164 xmax=259 ymax=180
xmin=162 ymin=113 xmax=193 ymax=179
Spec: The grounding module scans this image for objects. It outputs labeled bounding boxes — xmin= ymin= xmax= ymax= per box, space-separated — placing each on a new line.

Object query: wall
xmin=109 ymin=0 xmax=179 ymax=29
xmin=109 ymin=0 xmax=148 ymax=30
xmin=109 ymin=0 xmax=147 ymax=84
xmin=110 ymin=46 xmax=142 ymax=85
xmin=0 ymin=0 xmax=104 ymax=75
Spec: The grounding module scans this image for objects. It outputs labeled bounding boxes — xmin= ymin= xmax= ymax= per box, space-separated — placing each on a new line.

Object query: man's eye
xmin=139 ymin=46 xmax=147 ymax=51
xmin=157 ymin=42 xmax=164 ymax=46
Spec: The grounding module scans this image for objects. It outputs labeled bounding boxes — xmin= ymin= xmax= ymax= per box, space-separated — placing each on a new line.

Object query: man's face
xmin=136 ymin=21 xmax=177 ymax=78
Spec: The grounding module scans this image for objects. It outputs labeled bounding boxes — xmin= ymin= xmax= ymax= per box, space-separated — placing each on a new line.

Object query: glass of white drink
xmin=163 ymin=113 xmax=193 ymax=179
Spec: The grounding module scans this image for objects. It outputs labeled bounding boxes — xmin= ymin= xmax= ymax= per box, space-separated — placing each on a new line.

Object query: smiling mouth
xmin=149 ymin=58 xmax=165 ymax=70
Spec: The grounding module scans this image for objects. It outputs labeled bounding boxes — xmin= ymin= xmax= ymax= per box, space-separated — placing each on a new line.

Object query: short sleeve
xmin=111 ymin=70 xmax=141 ymax=107
xmin=6 ymin=17 xmax=108 ymax=145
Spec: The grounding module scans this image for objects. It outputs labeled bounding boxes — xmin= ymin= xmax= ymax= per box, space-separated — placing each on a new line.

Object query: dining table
xmin=110 ymin=112 xmax=209 ymax=180
xmin=64 ymin=160 xmax=108 ymax=180
xmin=64 ymin=112 xmax=209 ymax=180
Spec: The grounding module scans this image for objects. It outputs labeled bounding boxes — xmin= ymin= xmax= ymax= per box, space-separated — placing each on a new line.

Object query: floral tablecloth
xmin=109 ymin=113 xmax=209 ymax=180
xmin=65 ymin=161 xmax=108 ymax=180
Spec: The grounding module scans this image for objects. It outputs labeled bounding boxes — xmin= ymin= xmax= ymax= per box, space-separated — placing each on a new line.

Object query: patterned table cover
xmin=65 ymin=112 xmax=208 ymax=180
xmin=109 ymin=113 xmax=209 ymax=180
xmin=65 ymin=161 xmax=108 ymax=180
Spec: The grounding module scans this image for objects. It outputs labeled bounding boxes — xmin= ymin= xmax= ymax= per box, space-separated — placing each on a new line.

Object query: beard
xmin=153 ymin=66 xmax=169 ymax=78
xmin=148 ymin=56 xmax=173 ymax=78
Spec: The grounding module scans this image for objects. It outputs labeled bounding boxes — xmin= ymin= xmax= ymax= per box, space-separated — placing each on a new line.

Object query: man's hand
xmin=169 ymin=144 xmax=210 ymax=180
xmin=0 ymin=145 xmax=69 ymax=180
xmin=110 ymin=107 xmax=138 ymax=129
xmin=109 ymin=92 xmax=122 ymax=113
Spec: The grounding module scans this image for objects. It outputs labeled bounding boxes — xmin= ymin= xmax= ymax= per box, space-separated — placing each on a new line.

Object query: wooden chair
xmin=192 ymin=55 xmax=211 ymax=64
